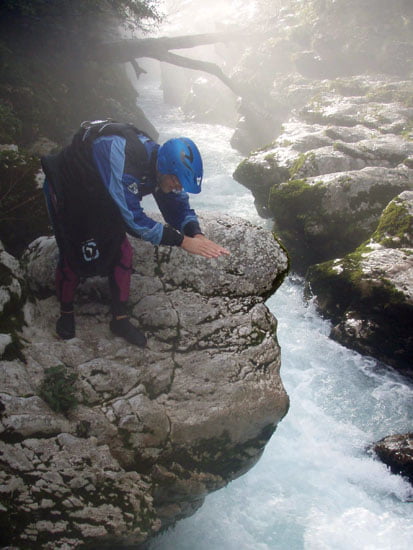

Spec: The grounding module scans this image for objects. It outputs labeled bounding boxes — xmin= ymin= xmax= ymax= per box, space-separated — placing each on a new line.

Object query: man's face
xmin=159 ymin=174 xmax=183 ymax=194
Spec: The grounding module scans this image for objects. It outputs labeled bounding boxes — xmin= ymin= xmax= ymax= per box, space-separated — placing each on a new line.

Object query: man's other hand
xmin=181 ymin=235 xmax=230 ymax=258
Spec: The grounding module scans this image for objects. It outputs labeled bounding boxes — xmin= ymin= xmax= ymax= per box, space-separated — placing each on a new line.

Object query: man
xmin=42 ymin=119 xmax=229 ymax=347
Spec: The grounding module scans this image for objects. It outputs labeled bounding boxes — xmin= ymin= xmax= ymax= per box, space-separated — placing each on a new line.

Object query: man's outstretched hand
xmin=181 ymin=234 xmax=231 ymax=258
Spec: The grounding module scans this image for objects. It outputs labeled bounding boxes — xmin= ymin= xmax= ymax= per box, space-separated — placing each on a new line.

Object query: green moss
xmin=269 ymin=179 xmax=327 ymax=226
xmin=267 ymin=173 xmax=409 ymax=271
xmin=372 ymin=198 xmax=412 ymax=247
xmin=268 ymin=179 xmax=330 ymax=270
xmin=39 ymin=365 xmax=78 ymax=416
xmin=289 ymin=152 xmax=316 ymax=178
xmin=307 ymin=245 xmax=407 ymax=323
xmin=306 ymin=250 xmax=413 ymax=372
xmin=233 ymin=158 xmax=267 ymax=187
xmin=233 ymin=156 xmax=290 ymax=217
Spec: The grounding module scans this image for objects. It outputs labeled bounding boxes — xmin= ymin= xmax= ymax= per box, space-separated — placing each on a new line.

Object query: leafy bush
xmin=39 ymin=365 xmax=78 ymax=415
xmin=0 ymin=100 xmax=21 ymax=143
xmin=0 ymin=149 xmax=50 ymax=256
xmin=0 ymin=0 xmax=161 ymax=32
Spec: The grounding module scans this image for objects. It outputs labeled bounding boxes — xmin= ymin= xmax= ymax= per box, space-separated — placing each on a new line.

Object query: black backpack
xmin=41 ymin=121 xmax=151 ymax=277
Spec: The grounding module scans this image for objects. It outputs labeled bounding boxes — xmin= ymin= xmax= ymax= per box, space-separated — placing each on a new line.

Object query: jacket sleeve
xmin=92 ymin=135 xmax=184 ymax=246
xmin=153 ymin=187 xmax=203 ymax=236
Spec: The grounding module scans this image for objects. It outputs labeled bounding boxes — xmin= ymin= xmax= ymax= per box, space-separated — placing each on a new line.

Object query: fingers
xmin=198 ymin=238 xmax=230 ymax=258
xmin=181 ymin=236 xmax=231 ymax=258
xmin=195 ymin=238 xmax=231 ymax=258
xmin=195 ymin=243 xmax=222 ymax=259
xmin=199 ymin=236 xmax=230 ymax=255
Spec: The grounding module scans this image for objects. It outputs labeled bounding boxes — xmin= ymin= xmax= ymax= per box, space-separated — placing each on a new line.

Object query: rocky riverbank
xmin=232 ymin=74 xmax=413 ymax=377
xmin=230 ymin=73 xmax=413 ymax=486
xmin=306 ymin=191 xmax=413 ymax=376
xmin=0 ymin=214 xmax=289 ymax=548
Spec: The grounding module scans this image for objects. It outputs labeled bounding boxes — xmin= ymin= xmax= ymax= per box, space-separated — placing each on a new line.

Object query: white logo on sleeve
xmin=127 ymin=182 xmax=139 ymax=195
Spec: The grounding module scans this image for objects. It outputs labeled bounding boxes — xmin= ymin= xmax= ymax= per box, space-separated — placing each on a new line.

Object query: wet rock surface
xmin=372 ymin=433 xmax=413 ymax=486
xmin=306 ymin=191 xmax=413 ymax=375
xmin=0 ymin=213 xmax=289 ymax=549
xmin=232 ymin=75 xmax=413 ymax=376
xmin=234 ymin=76 xmax=413 ymax=270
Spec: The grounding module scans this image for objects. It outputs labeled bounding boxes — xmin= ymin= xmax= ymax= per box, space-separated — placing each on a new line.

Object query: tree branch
xmin=94 ymin=30 xmax=254 ymax=101
xmin=96 ymin=30 xmax=245 ymax=64
xmin=150 ymin=51 xmax=243 ymax=97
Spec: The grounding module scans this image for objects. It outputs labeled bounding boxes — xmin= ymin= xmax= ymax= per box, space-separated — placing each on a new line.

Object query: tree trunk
xmin=95 ymin=31 xmax=245 ymax=97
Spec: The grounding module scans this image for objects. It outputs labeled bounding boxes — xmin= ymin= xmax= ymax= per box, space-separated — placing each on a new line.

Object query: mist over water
xmin=137 ymin=77 xmax=413 ymax=550
xmin=139 ymin=77 xmax=263 ymax=226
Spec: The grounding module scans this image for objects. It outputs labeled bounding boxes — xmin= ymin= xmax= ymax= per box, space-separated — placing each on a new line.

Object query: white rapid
xmin=137 ymin=77 xmax=413 ymax=550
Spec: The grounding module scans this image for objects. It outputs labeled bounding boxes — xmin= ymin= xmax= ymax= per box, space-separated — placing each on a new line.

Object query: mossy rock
xmin=233 ymin=154 xmax=290 ymax=210
xmin=0 ymin=148 xmax=50 ymax=257
xmin=306 ymin=249 xmax=413 ymax=373
xmin=268 ymin=178 xmax=344 ymax=270
xmin=267 ymin=168 xmax=412 ymax=272
xmin=306 ymin=190 xmax=413 ymax=318
xmin=371 ymin=192 xmax=413 ymax=248
xmin=306 ymin=249 xmax=406 ymax=320
xmin=288 ymin=151 xmax=317 ymax=179
xmin=306 ymin=192 xmax=413 ymax=374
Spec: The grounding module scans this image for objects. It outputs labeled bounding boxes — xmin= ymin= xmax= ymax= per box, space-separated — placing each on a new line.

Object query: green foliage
xmin=0 ymin=0 xmax=161 ymax=32
xmin=0 ymin=0 xmax=157 ymax=146
xmin=39 ymin=365 xmax=78 ymax=415
xmin=0 ymin=100 xmax=21 ymax=143
xmin=297 ymin=0 xmax=412 ymax=31
xmin=0 ymin=149 xmax=50 ymax=256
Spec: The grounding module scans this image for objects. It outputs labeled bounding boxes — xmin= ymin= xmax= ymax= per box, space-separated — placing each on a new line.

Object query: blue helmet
xmin=157 ymin=137 xmax=203 ymax=194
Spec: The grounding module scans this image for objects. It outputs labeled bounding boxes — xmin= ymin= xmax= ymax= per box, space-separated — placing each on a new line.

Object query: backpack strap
xmin=78 ymin=120 xmax=158 ymax=179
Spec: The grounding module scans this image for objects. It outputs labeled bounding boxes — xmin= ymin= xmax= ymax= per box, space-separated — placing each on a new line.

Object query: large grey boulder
xmin=0 ymin=213 xmax=289 ymax=549
xmin=269 ymin=165 xmax=413 ymax=269
xmin=306 ymin=191 xmax=413 ymax=375
xmin=233 ymin=77 xmax=413 ymax=271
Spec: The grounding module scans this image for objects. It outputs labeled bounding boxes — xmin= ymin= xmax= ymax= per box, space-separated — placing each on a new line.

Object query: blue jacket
xmin=91 ymin=131 xmax=202 ymax=247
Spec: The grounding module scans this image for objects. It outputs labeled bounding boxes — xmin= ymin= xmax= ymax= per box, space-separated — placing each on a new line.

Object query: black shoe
xmin=109 ymin=317 xmax=147 ymax=347
xmin=56 ymin=313 xmax=75 ymax=340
